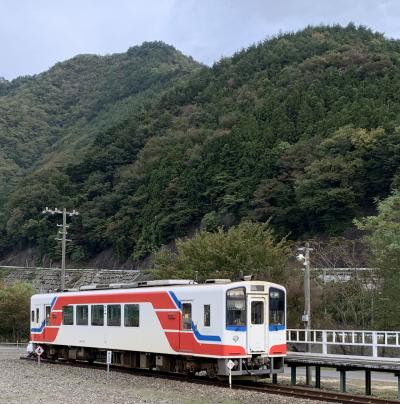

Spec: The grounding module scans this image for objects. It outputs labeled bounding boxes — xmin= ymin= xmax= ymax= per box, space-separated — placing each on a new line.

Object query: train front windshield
xmin=269 ymin=288 xmax=285 ymax=327
xmin=226 ymin=287 xmax=246 ymax=327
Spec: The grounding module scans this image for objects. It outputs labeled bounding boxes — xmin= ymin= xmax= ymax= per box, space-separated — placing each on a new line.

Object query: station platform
xmin=286 ymin=353 xmax=400 ymax=371
xmin=285 ymin=353 xmax=400 ymax=397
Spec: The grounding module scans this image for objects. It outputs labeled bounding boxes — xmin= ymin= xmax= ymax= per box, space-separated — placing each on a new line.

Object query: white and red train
xmin=30 ymin=279 xmax=286 ymax=378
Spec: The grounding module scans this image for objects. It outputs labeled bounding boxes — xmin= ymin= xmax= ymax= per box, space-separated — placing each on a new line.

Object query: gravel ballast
xmin=1 ymin=358 xmax=326 ymax=403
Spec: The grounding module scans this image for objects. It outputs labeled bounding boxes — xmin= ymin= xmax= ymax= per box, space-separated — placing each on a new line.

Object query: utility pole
xmin=42 ymin=207 xmax=79 ymax=291
xmin=297 ymin=242 xmax=313 ymax=385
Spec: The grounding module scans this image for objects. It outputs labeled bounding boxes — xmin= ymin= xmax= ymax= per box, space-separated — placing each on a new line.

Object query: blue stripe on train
xmin=226 ymin=325 xmax=247 ymax=332
xmin=169 ymin=290 xmax=221 ymax=342
xmin=168 ymin=291 xmax=182 ymax=310
xmin=191 ymin=322 xmax=221 ymax=342
xmin=226 ymin=325 xmax=285 ymax=332
xmin=269 ymin=324 xmax=285 ymax=331
xmin=50 ymin=296 xmax=57 ymax=310
xmin=31 ymin=298 xmax=56 ymax=333
xmin=31 ymin=320 xmax=45 ymax=333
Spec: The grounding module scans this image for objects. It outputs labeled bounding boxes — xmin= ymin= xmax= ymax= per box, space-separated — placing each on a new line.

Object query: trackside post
xmin=107 ymin=350 xmax=112 ymax=379
xmin=35 ymin=346 xmax=44 ymax=366
xmin=227 ymin=360 xmax=235 ymax=388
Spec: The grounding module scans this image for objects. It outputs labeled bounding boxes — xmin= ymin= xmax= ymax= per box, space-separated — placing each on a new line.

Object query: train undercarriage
xmin=34 ymin=344 xmax=284 ymax=379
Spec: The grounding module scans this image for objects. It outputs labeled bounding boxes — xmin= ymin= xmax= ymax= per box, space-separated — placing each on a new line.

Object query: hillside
xmin=2 ymin=24 xmax=400 ymax=266
xmin=0 ymin=41 xmax=200 ymax=206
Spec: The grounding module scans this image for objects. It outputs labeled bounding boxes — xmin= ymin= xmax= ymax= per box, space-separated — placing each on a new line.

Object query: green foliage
xmin=0 ymin=282 xmax=35 ymax=341
xmin=294 ymin=127 xmax=378 ymax=233
xmin=0 ymin=42 xmax=200 ymax=261
xmin=356 ymin=190 xmax=400 ymax=262
xmin=355 ymin=191 xmax=400 ymax=328
xmin=153 ymin=221 xmax=290 ymax=283
xmin=200 ymin=211 xmax=220 ymax=231
xmin=3 ymin=26 xmax=400 ymax=263
xmin=321 ymin=275 xmax=375 ymax=328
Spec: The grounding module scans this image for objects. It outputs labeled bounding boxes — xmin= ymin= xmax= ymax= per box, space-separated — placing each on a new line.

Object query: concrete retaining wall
xmin=0 ymin=266 xmax=152 ymax=292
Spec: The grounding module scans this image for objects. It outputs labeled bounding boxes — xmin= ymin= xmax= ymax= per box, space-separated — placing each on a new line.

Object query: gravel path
xmin=0 ymin=358 xmax=327 ymax=404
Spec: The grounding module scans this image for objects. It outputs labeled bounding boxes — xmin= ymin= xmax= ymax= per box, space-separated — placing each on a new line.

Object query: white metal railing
xmin=287 ymin=329 xmax=400 ymax=362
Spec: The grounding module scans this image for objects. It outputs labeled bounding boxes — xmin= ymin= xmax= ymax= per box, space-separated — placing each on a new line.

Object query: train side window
xmin=226 ymin=287 xmax=246 ymax=327
xmin=107 ymin=304 xmax=121 ymax=326
xmin=124 ymin=304 xmax=139 ymax=327
xmin=91 ymin=305 xmax=104 ymax=326
xmin=182 ymin=303 xmax=192 ymax=330
xmin=62 ymin=306 xmax=74 ymax=325
xmin=251 ymin=301 xmax=264 ymax=324
xmin=31 ymin=310 xmax=34 ymax=323
xmin=36 ymin=308 xmax=39 ymax=324
xmin=76 ymin=305 xmax=88 ymax=326
xmin=45 ymin=305 xmax=51 ymax=326
xmin=269 ymin=288 xmax=285 ymax=326
xmin=204 ymin=305 xmax=210 ymax=327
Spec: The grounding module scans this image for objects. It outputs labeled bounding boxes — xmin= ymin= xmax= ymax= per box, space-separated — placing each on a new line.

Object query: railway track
xmin=20 ymin=356 xmax=398 ymax=403
xmin=237 ymin=382 xmax=398 ymax=403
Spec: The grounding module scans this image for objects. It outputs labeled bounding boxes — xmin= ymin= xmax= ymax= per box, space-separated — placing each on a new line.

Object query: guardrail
xmin=287 ymin=329 xmax=400 ymax=361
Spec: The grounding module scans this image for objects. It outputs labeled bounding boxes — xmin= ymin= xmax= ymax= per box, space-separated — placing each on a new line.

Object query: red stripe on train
xmin=269 ymin=344 xmax=287 ymax=355
xmin=155 ymin=311 xmax=181 ymax=331
xmin=53 ymin=292 xmax=176 ymax=310
xmin=165 ymin=332 xmax=246 ymax=356
xmin=31 ymin=327 xmax=59 ymax=342
xmin=49 ymin=311 xmax=62 ymax=327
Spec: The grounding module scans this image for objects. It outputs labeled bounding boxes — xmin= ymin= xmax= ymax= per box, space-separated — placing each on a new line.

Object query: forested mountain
xmin=2 ymin=24 xmax=400 ymax=266
xmin=0 ymin=42 xmax=199 ymax=205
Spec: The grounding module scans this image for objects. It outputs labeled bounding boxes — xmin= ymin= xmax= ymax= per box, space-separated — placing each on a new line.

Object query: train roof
xmin=31 ymin=279 xmax=286 ymax=299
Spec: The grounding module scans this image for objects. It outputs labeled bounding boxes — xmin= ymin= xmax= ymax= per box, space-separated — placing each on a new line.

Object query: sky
xmin=1 ymin=0 xmax=400 ymax=80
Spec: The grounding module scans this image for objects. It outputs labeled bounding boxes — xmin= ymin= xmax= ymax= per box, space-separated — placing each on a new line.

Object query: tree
xmin=0 ymin=282 xmax=35 ymax=341
xmin=355 ymin=190 xmax=400 ymax=328
xmin=3 ymin=26 xmax=400 ymax=263
xmin=153 ymin=221 xmax=290 ymax=283
xmin=305 ymin=237 xmax=374 ymax=329
xmin=295 ymin=127 xmax=368 ymax=233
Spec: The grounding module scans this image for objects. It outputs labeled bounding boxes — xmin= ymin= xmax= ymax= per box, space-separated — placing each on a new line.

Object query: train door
xmin=247 ymin=297 xmax=266 ymax=353
xmin=179 ymin=302 xmax=193 ymax=352
xmin=43 ymin=305 xmax=51 ymax=340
